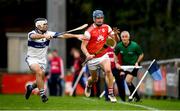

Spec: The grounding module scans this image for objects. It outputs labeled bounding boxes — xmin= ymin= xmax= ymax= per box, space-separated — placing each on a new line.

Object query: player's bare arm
xmin=59 ymin=33 xmax=86 ymax=40
xmin=30 ymin=33 xmax=52 ymax=40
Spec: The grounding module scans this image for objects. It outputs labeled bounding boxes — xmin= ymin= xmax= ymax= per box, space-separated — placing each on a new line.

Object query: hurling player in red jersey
xmin=104 ymin=38 xmax=126 ymax=102
xmin=81 ymin=10 xmax=117 ymax=102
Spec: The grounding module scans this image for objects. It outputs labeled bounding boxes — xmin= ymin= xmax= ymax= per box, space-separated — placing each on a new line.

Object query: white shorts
xmin=87 ymin=53 xmax=110 ymax=70
xmin=25 ymin=56 xmax=47 ymax=72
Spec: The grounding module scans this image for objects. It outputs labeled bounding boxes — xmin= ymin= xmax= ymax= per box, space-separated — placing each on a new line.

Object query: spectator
xmin=70 ymin=48 xmax=86 ymax=96
xmin=48 ymin=49 xmax=64 ymax=96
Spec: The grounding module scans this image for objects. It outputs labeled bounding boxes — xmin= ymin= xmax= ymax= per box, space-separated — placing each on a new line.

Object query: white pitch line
xmin=82 ymin=97 xmax=96 ymax=102
xmin=82 ymin=97 xmax=159 ymax=111
xmin=118 ymin=101 xmax=159 ymax=111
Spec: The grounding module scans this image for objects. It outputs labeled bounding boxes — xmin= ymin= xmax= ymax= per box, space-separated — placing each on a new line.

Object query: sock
xmin=28 ymin=83 xmax=37 ymax=91
xmin=86 ymin=82 xmax=92 ymax=88
xmin=108 ymin=88 xmax=113 ymax=95
xmin=39 ymin=89 xmax=45 ymax=97
xmin=32 ymin=83 xmax=37 ymax=89
xmin=118 ymin=76 xmax=126 ymax=101
xmin=127 ymin=83 xmax=140 ymax=99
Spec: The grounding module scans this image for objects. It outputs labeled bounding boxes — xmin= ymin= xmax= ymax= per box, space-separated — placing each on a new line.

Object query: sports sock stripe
xmin=39 ymin=89 xmax=45 ymax=97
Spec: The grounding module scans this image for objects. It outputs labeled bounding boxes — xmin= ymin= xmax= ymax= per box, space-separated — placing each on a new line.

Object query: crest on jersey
xmin=102 ymin=28 xmax=105 ymax=32
xmin=97 ymin=35 xmax=104 ymax=42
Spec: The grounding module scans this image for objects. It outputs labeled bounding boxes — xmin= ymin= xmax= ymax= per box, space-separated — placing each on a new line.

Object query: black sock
xmin=127 ymin=83 xmax=140 ymax=99
xmin=32 ymin=83 xmax=37 ymax=89
xmin=118 ymin=75 xmax=126 ymax=101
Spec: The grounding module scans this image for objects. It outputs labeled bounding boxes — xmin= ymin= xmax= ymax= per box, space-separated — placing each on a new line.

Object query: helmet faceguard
xmin=34 ymin=18 xmax=48 ymax=33
xmin=93 ymin=10 xmax=104 ymax=26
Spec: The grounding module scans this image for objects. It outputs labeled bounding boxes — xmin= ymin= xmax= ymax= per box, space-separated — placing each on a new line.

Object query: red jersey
xmin=107 ymin=47 xmax=115 ymax=69
xmin=84 ymin=24 xmax=114 ymax=58
xmin=50 ymin=57 xmax=64 ymax=75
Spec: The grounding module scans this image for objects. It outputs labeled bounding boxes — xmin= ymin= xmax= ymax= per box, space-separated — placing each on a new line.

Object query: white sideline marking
xmin=82 ymin=97 xmax=96 ymax=102
xmin=118 ymin=101 xmax=158 ymax=110
xmin=82 ymin=97 xmax=159 ymax=110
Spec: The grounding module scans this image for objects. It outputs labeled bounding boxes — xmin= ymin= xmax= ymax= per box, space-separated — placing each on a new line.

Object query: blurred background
xmin=0 ymin=0 xmax=180 ymax=99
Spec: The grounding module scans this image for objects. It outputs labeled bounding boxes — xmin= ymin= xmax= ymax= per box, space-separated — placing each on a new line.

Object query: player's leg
xmin=104 ymin=82 xmax=110 ymax=101
xmin=100 ymin=59 xmax=117 ymax=102
xmin=84 ymin=59 xmax=99 ymax=97
xmin=118 ymin=74 xmax=126 ymax=101
xmin=126 ymin=74 xmax=140 ymax=102
xmin=95 ymin=68 xmax=101 ymax=97
xmin=30 ymin=64 xmax=48 ymax=102
xmin=113 ymin=69 xmax=126 ymax=102
xmin=79 ymin=75 xmax=86 ymax=89
xmin=25 ymin=82 xmax=37 ymax=100
xmin=84 ymin=70 xmax=98 ymax=97
xmin=25 ymin=58 xmax=38 ymax=99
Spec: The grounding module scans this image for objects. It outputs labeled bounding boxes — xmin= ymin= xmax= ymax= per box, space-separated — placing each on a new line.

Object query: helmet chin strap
xmin=96 ymin=23 xmax=102 ymax=26
xmin=95 ymin=22 xmax=103 ymax=26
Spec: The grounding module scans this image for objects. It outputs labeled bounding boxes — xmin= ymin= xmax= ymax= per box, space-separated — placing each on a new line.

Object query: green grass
xmin=0 ymin=94 xmax=180 ymax=110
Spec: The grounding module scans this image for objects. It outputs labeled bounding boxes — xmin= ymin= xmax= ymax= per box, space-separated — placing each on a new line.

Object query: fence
xmin=137 ymin=58 xmax=180 ymax=98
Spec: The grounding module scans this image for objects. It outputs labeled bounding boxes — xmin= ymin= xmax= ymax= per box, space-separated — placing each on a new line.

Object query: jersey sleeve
xmin=28 ymin=30 xmax=36 ymax=40
xmin=135 ymin=43 xmax=143 ymax=55
xmin=107 ymin=25 xmax=114 ymax=35
xmin=84 ymin=31 xmax=91 ymax=40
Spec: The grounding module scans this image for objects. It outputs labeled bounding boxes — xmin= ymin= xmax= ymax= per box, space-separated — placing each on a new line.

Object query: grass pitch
xmin=0 ymin=94 xmax=180 ymax=110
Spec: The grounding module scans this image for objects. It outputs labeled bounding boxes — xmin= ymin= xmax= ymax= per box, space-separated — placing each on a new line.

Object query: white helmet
xmin=34 ymin=18 xmax=48 ymax=33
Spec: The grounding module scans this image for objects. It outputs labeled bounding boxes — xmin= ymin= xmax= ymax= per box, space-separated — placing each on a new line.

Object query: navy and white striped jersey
xmin=27 ymin=30 xmax=58 ymax=60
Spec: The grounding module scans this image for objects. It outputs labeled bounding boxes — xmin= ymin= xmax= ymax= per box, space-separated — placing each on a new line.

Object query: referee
xmin=114 ymin=31 xmax=144 ymax=102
